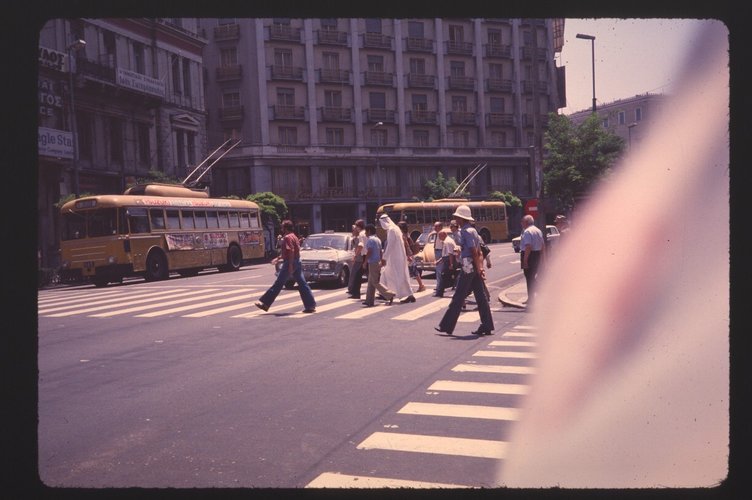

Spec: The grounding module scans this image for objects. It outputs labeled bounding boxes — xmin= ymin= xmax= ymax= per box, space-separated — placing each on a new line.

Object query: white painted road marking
xmin=305 ymin=472 xmax=470 ymax=489
xmin=357 ymin=431 xmax=508 ymax=459
xmin=452 ymin=363 xmax=536 ymax=375
xmin=397 ymin=401 xmax=521 ymax=421
xmin=428 ymin=380 xmax=530 ymax=395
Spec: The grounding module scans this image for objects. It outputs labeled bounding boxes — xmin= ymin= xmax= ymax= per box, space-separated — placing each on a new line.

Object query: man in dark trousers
xmin=255 ymin=220 xmax=316 ymax=313
xmin=347 ymin=219 xmax=366 ymax=299
xmin=520 ymin=214 xmax=545 ymax=309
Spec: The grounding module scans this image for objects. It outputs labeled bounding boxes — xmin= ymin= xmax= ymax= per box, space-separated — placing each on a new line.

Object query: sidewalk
xmin=497 ymin=279 xmax=528 ymax=309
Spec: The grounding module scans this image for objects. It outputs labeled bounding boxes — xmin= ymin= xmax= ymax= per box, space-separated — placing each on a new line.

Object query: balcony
xmin=407 ymin=73 xmax=435 ymax=89
xmin=270 ymin=65 xmax=304 ymax=81
xmin=536 ymin=81 xmax=549 ymax=93
xmin=214 ymin=23 xmax=240 ymax=41
xmin=365 ymin=108 xmax=395 ymax=123
xmin=318 ymin=68 xmax=350 ymax=84
xmin=78 ymin=58 xmax=115 ymax=83
xmin=520 ymin=46 xmax=549 ymax=60
xmin=219 ymin=105 xmax=244 ymax=121
xmin=485 ymin=43 xmax=511 ymax=58
xmin=317 ymin=29 xmax=348 ymax=46
xmin=447 ymin=75 xmax=475 ymax=91
xmin=320 ymin=106 xmax=352 ymax=122
xmin=486 ymin=78 xmax=513 ymax=93
xmin=216 ymin=64 xmax=242 ymax=81
xmin=321 ymin=187 xmax=356 ymax=199
xmin=408 ymin=110 xmax=437 ymax=125
xmin=271 ymin=105 xmax=306 ymax=120
xmin=486 ymin=113 xmax=514 ymax=127
xmin=405 ymin=37 xmax=433 ymax=52
xmin=269 ymin=24 xmax=301 ymax=42
xmin=448 ymin=111 xmax=476 ymax=126
xmin=446 ymin=40 xmax=473 ymax=55
xmin=363 ymin=71 xmax=394 ymax=86
xmin=363 ymin=32 xmax=392 ymax=49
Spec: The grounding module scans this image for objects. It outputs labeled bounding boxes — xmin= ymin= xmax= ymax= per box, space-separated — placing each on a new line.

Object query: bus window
xmin=127 ymin=208 xmax=150 ymax=233
xmin=118 ymin=208 xmax=128 ymax=234
xmin=239 ymin=212 xmax=250 ymax=228
xmin=89 ymin=208 xmax=118 ymax=236
xmin=229 ymin=211 xmax=240 ymax=228
xmin=249 ymin=210 xmax=260 ymax=228
xmin=181 ymin=209 xmax=196 ymax=229
xmin=194 ymin=211 xmax=208 ymax=229
xmin=61 ymin=212 xmax=86 ymax=240
xmin=149 ymin=209 xmax=166 ymax=230
xmin=207 ymin=210 xmax=219 ymax=229
xmin=405 ymin=210 xmax=417 ymax=224
xmin=218 ymin=211 xmax=230 ymax=229
xmin=166 ymin=209 xmax=181 ymax=230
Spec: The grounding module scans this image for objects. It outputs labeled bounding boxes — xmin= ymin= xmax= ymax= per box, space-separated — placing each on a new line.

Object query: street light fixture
xmin=67 ymin=38 xmax=86 ymax=197
xmin=576 ymin=33 xmax=596 ymax=114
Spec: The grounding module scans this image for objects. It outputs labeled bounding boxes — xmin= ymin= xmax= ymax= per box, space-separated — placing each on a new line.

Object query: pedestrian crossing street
xmin=305 ymin=324 xmax=537 ymax=489
xmin=37 ymin=285 xmax=504 ymax=322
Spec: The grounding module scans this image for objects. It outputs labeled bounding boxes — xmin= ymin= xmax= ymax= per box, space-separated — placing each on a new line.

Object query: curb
xmin=497 ymin=279 xmax=528 ymax=309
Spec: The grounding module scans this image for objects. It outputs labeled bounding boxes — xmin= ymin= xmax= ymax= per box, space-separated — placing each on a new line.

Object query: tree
xmin=488 ymin=190 xmax=522 ymax=208
xmin=543 ymin=112 xmax=625 ymax=213
xmin=246 ymin=192 xmax=288 ymax=228
xmin=422 ymin=171 xmax=468 ymax=200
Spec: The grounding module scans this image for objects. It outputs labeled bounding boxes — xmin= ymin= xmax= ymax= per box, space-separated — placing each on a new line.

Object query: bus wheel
xmin=479 ymin=228 xmax=491 ymax=244
xmin=144 ymin=250 xmax=168 ymax=281
xmin=221 ymin=245 xmax=242 ymax=272
xmin=93 ymin=277 xmax=109 ymax=287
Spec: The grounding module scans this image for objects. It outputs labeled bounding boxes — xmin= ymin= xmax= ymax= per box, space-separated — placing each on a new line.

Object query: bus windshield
xmin=61 ymin=208 xmax=118 ymax=240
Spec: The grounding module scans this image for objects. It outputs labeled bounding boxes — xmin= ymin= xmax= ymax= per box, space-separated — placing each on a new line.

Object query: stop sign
xmin=524 ymin=198 xmax=539 ymax=216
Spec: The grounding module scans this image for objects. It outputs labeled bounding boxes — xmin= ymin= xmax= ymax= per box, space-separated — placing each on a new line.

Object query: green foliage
xmin=127 ymin=170 xmax=182 ymax=188
xmin=55 ymin=192 xmax=95 ymax=208
xmin=488 ymin=190 xmax=522 ymax=208
xmin=422 ymin=171 xmax=468 ymax=200
xmin=246 ymin=192 xmax=288 ymax=227
xmin=542 ymin=112 xmax=625 ymax=212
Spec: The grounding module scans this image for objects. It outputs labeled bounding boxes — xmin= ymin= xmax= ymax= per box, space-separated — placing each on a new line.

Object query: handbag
xmin=480 ymin=242 xmax=491 ymax=258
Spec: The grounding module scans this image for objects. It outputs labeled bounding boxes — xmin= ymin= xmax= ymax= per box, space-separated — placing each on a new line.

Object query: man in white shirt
xmin=520 ymin=214 xmax=545 ymax=308
xmin=434 ymin=229 xmax=455 ymax=297
xmin=430 ymin=221 xmax=445 ymax=296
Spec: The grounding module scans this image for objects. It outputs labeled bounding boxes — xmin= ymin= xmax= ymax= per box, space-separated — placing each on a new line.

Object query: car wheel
xmin=337 ymin=266 xmax=350 ymax=288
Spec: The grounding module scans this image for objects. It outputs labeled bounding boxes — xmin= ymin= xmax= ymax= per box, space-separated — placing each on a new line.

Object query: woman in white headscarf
xmin=378 ymin=214 xmax=416 ymax=303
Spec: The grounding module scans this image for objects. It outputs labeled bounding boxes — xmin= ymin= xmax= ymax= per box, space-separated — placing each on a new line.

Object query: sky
xmin=558 ymin=18 xmax=715 ymax=114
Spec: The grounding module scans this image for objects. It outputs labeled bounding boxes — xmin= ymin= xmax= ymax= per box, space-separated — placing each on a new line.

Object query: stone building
xmin=198 ymin=18 xmax=566 ymax=234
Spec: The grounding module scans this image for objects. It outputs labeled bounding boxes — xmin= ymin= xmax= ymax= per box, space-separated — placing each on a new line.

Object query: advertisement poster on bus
xmin=203 ymin=232 xmax=228 ymax=249
xmin=238 ymin=231 xmax=262 ymax=247
xmin=165 ymin=233 xmax=201 ymax=251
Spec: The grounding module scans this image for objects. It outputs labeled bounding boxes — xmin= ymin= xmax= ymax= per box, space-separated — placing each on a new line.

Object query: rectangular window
xmin=452 ymin=130 xmax=469 ymax=147
xmin=181 ymin=210 xmax=196 ymax=229
xmin=249 ymin=210 xmax=260 ymax=228
xmin=220 ymin=48 xmax=237 ymax=67
xmin=410 ymin=58 xmax=426 ymax=74
xmin=369 ymin=92 xmax=386 ymax=109
xmin=490 ymin=97 xmax=504 ymax=113
xmin=137 ymin=123 xmax=150 ymax=165
xmin=450 ymin=61 xmax=465 ymax=77
xmin=229 ymin=211 xmax=240 ymax=228
xmin=325 ymin=128 xmax=344 ymax=145
xmin=182 ymin=57 xmax=192 ymax=98
xmin=321 ymin=18 xmax=337 ymax=30
xmin=412 ymin=94 xmax=427 ymax=111
xmin=133 ymin=42 xmax=145 ymax=74
xmin=365 ymin=18 xmax=382 ymax=33
xmin=327 ymin=167 xmax=344 ymax=188
xmin=635 ymin=107 xmax=642 ymax=121
xmin=488 ymin=63 xmax=503 ymax=79
xmin=218 ymin=211 xmax=230 ymax=229
xmin=171 ymin=55 xmax=181 ymax=94
xmin=277 ymin=87 xmax=295 ymax=106
xmin=103 ymin=30 xmax=116 ymax=64
xmin=239 ymin=212 xmax=251 ymax=228
xmin=274 ymin=48 xmax=292 ymax=67
xmin=451 ymin=95 xmax=467 ymax=112
xmin=490 ymin=131 xmax=506 ymax=147
xmin=109 ymin=117 xmax=123 ymax=162
xmin=488 ymin=29 xmax=502 ymax=44
xmin=206 ymin=211 xmax=219 ymax=229
xmin=194 ymin=210 xmax=207 ymax=229
xmin=166 ymin=209 xmax=181 ymax=229
xmin=223 ymin=91 xmax=241 ymax=107
xmin=322 ymin=51 xmax=339 ymax=70
xmin=408 ymin=21 xmax=424 ymax=38
xmin=218 ymin=18 xmax=235 ymax=25
xmin=448 ymin=25 xmax=463 ymax=42
xmin=88 ymin=209 xmax=118 ymax=237
xmin=127 ymin=208 xmax=150 ymax=234
xmin=367 ymin=55 xmax=384 ymax=72
xmin=187 ymin=132 xmax=196 ymax=165
xmin=279 ymin=126 xmax=297 ymax=145
xmin=77 ymin=111 xmax=92 ymax=161
xmin=413 ymin=129 xmax=429 ymax=147
xmin=324 ymin=90 xmax=342 ymax=107
xmin=149 ymin=208 xmax=166 ymax=230
xmin=371 ymin=128 xmax=387 ymax=147
xmin=273 ymin=18 xmax=291 ymax=25
xmin=176 ymin=130 xmax=185 ymax=168
xmin=618 ymin=110 xmax=625 ymax=125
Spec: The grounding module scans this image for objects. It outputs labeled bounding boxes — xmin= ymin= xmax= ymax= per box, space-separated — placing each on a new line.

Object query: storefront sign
xmin=38 ymin=127 xmax=73 ymax=159
xmin=39 ymin=46 xmax=67 ymax=72
xmin=116 ymin=67 xmax=166 ymax=98
xmin=39 ymin=78 xmax=65 ymax=118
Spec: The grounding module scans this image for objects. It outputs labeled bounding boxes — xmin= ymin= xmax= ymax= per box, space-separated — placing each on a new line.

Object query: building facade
xmin=568 ymin=93 xmax=666 ymax=152
xmin=199 ymin=18 xmax=565 ymax=234
xmin=37 ymin=18 xmax=208 ymax=268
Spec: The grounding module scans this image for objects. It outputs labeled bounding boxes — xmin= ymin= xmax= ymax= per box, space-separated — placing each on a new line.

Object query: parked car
xmin=512 ymin=225 xmax=561 ymax=253
xmin=414 ymin=230 xmax=459 ymax=274
xmin=276 ymin=232 xmax=354 ymax=288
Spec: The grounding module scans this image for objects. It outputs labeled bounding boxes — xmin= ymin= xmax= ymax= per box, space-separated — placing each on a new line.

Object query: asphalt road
xmin=37 ymin=242 xmax=536 ymax=488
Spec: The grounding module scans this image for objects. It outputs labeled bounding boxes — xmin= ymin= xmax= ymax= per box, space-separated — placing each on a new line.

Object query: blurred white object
xmin=499 ymin=20 xmax=729 ymax=488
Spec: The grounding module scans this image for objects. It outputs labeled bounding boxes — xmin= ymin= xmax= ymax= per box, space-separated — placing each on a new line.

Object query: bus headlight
xmin=107 ymin=256 xmax=116 ymax=264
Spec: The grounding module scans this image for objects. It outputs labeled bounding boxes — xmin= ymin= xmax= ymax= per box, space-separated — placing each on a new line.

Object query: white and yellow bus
xmin=376 ymin=199 xmax=509 ymax=243
xmin=59 ymin=183 xmax=265 ymax=287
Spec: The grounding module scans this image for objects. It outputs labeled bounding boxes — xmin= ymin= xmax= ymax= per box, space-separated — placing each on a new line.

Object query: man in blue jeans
xmin=435 ymin=205 xmax=494 ymax=336
xmin=255 ymin=219 xmax=316 ymax=313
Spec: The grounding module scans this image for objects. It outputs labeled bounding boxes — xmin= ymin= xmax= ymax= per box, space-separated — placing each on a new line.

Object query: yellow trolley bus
xmin=376 ymin=199 xmax=509 ymax=244
xmin=59 ymin=183 xmax=265 ymax=287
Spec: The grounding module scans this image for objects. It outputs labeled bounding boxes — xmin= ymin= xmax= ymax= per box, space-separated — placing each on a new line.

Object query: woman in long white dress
xmin=378 ymin=214 xmax=416 ymax=303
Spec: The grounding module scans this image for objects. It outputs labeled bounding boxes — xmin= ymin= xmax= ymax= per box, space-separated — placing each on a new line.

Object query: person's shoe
xmin=362 ymin=303 xmax=374 ymax=307
xmin=400 ymin=295 xmax=416 ymax=304
xmin=432 ymin=293 xmax=443 ymax=297
xmin=417 ymin=285 xmax=426 ymax=292
xmin=254 ymin=301 xmax=269 ymax=312
xmin=434 ymin=326 xmax=452 ymax=335
xmin=385 ymin=294 xmax=395 ymax=305
xmin=302 ymin=308 xmax=316 ymax=313
xmin=471 ymin=327 xmax=493 ymax=335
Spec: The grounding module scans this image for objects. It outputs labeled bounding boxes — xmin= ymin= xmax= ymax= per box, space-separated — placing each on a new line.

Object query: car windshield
xmin=301 ymin=234 xmax=348 ymax=250
xmin=416 ymin=232 xmax=430 ymax=245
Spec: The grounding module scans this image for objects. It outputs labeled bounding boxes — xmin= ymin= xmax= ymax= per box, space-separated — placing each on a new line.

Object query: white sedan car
xmin=512 ymin=225 xmax=561 ymax=253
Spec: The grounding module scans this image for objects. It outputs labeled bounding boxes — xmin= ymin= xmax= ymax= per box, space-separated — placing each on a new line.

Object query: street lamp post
xmin=576 ymin=33 xmax=596 ymax=114
xmin=67 ymin=38 xmax=86 ymax=198
xmin=628 ymin=122 xmax=637 ymax=150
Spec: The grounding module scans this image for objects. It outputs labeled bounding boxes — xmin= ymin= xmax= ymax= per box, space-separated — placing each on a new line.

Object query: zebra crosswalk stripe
xmin=357 ymin=431 xmax=508 ymax=459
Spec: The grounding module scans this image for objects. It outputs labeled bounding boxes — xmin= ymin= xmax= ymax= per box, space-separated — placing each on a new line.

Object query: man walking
xmin=362 ymin=223 xmax=396 ymax=307
xmin=520 ymin=214 xmax=545 ymax=308
xmin=255 ymin=220 xmax=316 ymax=313
xmin=429 ymin=221 xmax=445 ymax=296
xmin=347 ymin=219 xmax=366 ymax=299
xmin=435 ymin=205 xmax=494 ymax=336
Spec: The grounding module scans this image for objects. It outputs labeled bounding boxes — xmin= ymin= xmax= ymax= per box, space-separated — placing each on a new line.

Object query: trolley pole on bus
xmin=67 ymin=38 xmax=86 ymax=198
